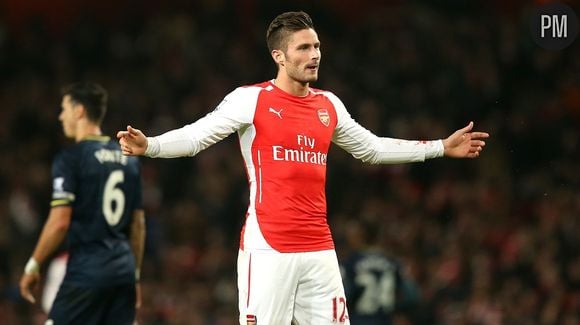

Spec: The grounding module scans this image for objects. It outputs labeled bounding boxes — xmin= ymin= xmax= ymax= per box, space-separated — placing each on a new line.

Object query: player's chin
xmin=304 ymin=74 xmax=318 ymax=83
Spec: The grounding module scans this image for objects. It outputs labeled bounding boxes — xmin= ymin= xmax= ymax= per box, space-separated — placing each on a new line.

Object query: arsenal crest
xmin=317 ymin=109 xmax=330 ymax=127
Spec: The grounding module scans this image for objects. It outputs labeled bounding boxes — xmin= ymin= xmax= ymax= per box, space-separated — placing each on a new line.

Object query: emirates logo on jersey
xmin=317 ymin=109 xmax=330 ymax=127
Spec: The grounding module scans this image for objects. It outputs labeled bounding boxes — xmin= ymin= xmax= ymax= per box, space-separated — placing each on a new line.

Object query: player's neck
xmin=273 ymin=75 xmax=309 ymax=97
xmin=75 ymin=122 xmax=103 ymax=142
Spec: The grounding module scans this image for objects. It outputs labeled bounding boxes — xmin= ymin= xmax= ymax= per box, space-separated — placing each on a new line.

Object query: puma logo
xmin=268 ymin=107 xmax=283 ymax=119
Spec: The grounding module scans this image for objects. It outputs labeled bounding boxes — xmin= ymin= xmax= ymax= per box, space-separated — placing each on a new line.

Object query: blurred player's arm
xmin=130 ymin=209 xmax=145 ymax=307
xmin=20 ymin=206 xmax=72 ymax=304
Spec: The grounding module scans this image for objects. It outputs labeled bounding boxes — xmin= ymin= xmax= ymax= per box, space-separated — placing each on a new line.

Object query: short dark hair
xmin=266 ymin=11 xmax=314 ymax=52
xmin=61 ymin=82 xmax=108 ymax=124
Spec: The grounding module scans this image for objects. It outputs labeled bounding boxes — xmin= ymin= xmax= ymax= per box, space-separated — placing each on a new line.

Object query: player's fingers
xmin=470 ymin=132 xmax=490 ymax=139
xmin=457 ymin=122 xmax=474 ymax=143
xmin=19 ymin=285 xmax=36 ymax=304
xmin=466 ymin=144 xmax=482 ymax=155
xmin=467 ymin=151 xmax=480 ymax=158
xmin=468 ymin=142 xmax=482 ymax=152
xmin=120 ymin=137 xmax=134 ymax=148
xmin=116 ymin=131 xmax=129 ymax=139
xmin=23 ymin=292 xmax=36 ymax=304
xmin=127 ymin=125 xmax=141 ymax=136
xmin=121 ymin=144 xmax=133 ymax=155
xmin=460 ymin=121 xmax=474 ymax=133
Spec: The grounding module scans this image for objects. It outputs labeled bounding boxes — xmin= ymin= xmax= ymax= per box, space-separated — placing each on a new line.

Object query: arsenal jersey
xmin=145 ymin=80 xmax=443 ymax=253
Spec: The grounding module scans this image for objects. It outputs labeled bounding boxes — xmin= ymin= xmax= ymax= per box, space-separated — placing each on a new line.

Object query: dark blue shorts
xmin=48 ymin=283 xmax=136 ymax=325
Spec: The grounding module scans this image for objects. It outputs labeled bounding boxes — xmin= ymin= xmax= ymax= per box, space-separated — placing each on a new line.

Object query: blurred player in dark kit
xmin=20 ymin=82 xmax=145 ymax=325
xmin=341 ymin=219 xmax=420 ymax=325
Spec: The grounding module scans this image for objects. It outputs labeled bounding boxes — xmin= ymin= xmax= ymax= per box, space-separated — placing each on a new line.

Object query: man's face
xmin=59 ymin=95 xmax=80 ymax=138
xmin=281 ymin=28 xmax=321 ymax=84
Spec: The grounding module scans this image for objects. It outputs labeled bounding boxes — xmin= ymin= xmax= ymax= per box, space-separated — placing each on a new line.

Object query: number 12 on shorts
xmin=332 ymin=296 xmax=347 ymax=323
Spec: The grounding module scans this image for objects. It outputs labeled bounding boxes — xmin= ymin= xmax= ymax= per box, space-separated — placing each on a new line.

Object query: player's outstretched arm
xmin=117 ymin=125 xmax=148 ymax=156
xmin=442 ymin=121 xmax=489 ymax=158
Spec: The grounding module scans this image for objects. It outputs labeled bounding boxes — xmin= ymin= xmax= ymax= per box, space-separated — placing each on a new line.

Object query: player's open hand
xmin=19 ymin=272 xmax=40 ymax=304
xmin=117 ymin=125 xmax=148 ymax=156
xmin=442 ymin=122 xmax=489 ymax=158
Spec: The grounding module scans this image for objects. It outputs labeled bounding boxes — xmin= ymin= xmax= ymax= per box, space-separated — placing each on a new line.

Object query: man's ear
xmin=73 ymin=104 xmax=86 ymax=119
xmin=272 ymin=49 xmax=285 ymax=67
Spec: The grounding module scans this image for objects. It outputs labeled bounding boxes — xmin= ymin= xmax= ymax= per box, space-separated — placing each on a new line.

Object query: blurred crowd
xmin=0 ymin=0 xmax=578 ymax=324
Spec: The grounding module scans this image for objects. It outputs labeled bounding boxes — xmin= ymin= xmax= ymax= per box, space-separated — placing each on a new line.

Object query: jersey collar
xmin=82 ymin=135 xmax=110 ymax=142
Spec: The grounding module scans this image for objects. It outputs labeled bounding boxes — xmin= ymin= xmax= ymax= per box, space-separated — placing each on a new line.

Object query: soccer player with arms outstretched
xmin=117 ymin=11 xmax=488 ymax=324
xmin=20 ymin=82 xmax=145 ymax=325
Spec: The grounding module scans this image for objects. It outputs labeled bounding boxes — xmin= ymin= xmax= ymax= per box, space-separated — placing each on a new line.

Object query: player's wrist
xmin=426 ymin=140 xmax=445 ymax=159
xmin=24 ymin=257 xmax=40 ymax=274
xmin=144 ymin=137 xmax=160 ymax=157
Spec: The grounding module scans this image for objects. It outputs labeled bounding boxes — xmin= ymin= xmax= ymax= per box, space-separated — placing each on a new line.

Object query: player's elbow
xmin=352 ymin=148 xmax=381 ymax=165
xmin=355 ymin=138 xmax=384 ymax=164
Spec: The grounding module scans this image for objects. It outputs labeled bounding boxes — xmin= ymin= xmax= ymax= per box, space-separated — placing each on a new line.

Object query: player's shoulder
xmin=309 ymin=87 xmax=344 ymax=106
xmin=79 ymin=136 xmax=139 ymax=165
xmin=217 ymin=81 xmax=278 ymax=110
xmin=309 ymin=87 xmax=337 ymax=98
xmin=223 ymin=81 xmax=273 ymax=100
xmin=54 ymin=136 xmax=105 ymax=162
xmin=244 ymin=80 xmax=272 ymax=89
xmin=235 ymin=81 xmax=272 ymax=92
xmin=309 ymin=86 xmax=328 ymax=95
xmin=53 ymin=145 xmax=78 ymax=167
xmin=77 ymin=136 xmax=116 ymax=155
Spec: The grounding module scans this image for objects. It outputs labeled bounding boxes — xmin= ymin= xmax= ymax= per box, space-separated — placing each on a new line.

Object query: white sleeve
xmin=145 ymin=87 xmax=257 ymax=158
xmin=328 ymin=93 xmax=444 ymax=164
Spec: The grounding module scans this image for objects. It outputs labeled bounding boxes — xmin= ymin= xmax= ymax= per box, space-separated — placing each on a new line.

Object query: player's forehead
xmin=61 ymin=94 xmax=75 ymax=107
xmin=286 ymin=28 xmax=319 ymax=47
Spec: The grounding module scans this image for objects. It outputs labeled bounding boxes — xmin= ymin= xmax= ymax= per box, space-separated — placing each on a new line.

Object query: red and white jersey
xmin=145 ymin=80 xmax=443 ymax=253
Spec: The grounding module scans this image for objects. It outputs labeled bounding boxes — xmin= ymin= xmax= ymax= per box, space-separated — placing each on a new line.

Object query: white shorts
xmin=42 ymin=253 xmax=68 ymax=313
xmin=237 ymin=249 xmax=349 ymax=325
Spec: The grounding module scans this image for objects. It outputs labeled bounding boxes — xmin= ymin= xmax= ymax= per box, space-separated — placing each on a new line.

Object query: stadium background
xmin=0 ymin=0 xmax=578 ymax=323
